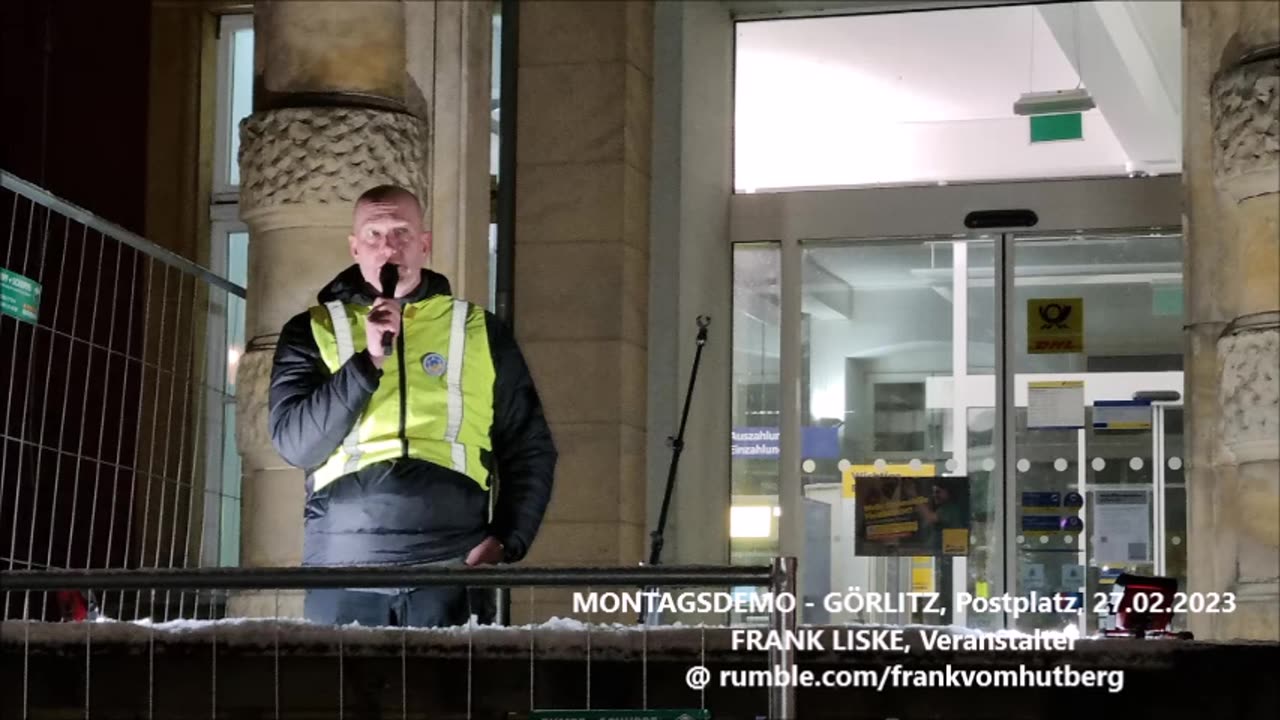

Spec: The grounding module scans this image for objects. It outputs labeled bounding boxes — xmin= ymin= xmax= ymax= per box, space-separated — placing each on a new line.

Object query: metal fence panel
xmin=0 ymin=171 xmax=245 ymax=624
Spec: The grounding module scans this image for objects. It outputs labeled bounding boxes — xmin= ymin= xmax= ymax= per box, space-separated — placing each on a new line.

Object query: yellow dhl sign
xmin=1028 ymin=297 xmax=1084 ymax=354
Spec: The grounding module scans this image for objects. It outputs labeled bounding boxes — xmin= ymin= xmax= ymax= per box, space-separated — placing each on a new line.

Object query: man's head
xmin=348 ymin=184 xmax=431 ymax=297
xmin=932 ymin=483 xmax=951 ymax=505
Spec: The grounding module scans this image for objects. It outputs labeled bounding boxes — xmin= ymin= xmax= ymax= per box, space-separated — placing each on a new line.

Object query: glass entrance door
xmin=728 ymin=171 xmax=1184 ymax=631
xmin=733 ymin=227 xmax=1188 ymax=631
xmin=1007 ymin=231 xmax=1186 ymax=634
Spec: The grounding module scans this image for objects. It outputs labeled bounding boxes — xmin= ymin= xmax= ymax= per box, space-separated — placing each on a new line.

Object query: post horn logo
xmin=1038 ymin=303 xmax=1072 ymax=330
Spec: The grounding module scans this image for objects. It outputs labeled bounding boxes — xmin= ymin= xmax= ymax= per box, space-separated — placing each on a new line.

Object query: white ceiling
xmin=733 ymin=1 xmax=1183 ymax=190
xmin=738 ymin=5 xmax=1086 ymax=122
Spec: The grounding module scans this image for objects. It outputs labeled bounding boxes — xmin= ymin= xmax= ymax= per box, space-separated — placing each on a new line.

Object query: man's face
xmin=348 ymin=194 xmax=431 ymax=294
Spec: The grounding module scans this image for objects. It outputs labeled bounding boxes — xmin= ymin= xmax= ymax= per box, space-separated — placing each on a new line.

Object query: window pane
xmin=228 ymin=28 xmax=254 ymax=187
xmin=730 ymin=243 xmax=782 ymax=605
xmin=734 ymin=1 xmax=1182 ymax=191
xmin=220 ymin=230 xmax=247 ymax=566
xmin=800 ymin=239 xmax=997 ymax=628
xmin=1009 ymin=232 xmax=1184 ymax=634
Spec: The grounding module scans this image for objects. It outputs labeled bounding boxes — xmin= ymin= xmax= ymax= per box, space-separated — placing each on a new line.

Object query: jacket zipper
xmin=397 ymin=305 xmax=408 ymax=458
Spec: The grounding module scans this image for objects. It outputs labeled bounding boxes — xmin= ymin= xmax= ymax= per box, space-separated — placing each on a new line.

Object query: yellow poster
xmin=842 ymin=463 xmax=935 ymax=498
xmin=942 ymin=528 xmax=970 ymax=554
xmin=1027 ymin=297 xmax=1084 ymax=354
xmin=911 ymin=557 xmax=935 ymax=593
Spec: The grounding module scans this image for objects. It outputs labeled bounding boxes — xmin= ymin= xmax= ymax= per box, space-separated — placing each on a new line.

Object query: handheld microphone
xmin=378 ymin=262 xmax=399 ymax=357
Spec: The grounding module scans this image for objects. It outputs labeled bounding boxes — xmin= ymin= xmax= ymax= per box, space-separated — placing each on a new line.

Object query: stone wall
xmin=1183 ymin=0 xmax=1279 ymax=641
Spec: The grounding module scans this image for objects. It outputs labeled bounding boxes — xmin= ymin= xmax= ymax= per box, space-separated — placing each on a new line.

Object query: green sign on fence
xmin=0 ymin=267 xmax=41 ymax=324
xmin=527 ymin=707 xmax=711 ymax=712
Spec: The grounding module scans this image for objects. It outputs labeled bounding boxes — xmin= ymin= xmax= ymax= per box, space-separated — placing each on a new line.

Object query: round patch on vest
xmin=422 ymin=352 xmax=447 ymax=377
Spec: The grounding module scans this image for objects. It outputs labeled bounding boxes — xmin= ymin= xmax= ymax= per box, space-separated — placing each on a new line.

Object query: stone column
xmin=511 ymin=0 xmax=652 ymax=622
xmin=231 ymin=0 xmax=435 ymax=617
xmin=1184 ymin=1 xmax=1279 ymax=641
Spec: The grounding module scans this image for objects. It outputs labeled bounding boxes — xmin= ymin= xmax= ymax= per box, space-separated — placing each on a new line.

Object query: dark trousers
xmin=304 ymin=555 xmax=485 ymax=628
xmin=304 ymin=585 xmax=471 ymax=628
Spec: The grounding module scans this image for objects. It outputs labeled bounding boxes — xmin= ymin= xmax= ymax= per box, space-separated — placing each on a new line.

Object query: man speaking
xmin=267 ymin=184 xmax=557 ymax=627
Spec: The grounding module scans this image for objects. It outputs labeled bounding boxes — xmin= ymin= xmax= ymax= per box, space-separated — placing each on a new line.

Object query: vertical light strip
xmin=1077 ymin=426 xmax=1088 ymax=636
xmin=1153 ymin=406 xmax=1165 ymax=576
xmin=996 ymin=233 xmax=1018 ymax=629
xmin=778 ymin=236 xmax=804 ymax=617
xmin=950 ymin=240 xmax=969 ymax=628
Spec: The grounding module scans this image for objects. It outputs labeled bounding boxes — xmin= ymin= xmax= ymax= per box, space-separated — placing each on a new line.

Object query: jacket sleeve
xmin=268 ymin=311 xmax=384 ymax=471
xmin=485 ymin=313 xmax=557 ymax=563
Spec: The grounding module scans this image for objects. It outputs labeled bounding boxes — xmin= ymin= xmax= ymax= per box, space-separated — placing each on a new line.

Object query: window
xmin=734 ymin=1 xmax=1182 ymax=192
xmin=213 ymin=14 xmax=255 ymax=197
xmin=202 ymin=13 xmax=253 ymax=567
xmin=204 ymin=209 xmax=247 ymax=568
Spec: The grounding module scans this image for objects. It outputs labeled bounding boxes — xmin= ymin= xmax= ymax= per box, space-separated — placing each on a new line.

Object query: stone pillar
xmin=511 ymin=0 xmax=652 ymax=622
xmin=232 ymin=0 xmax=438 ymax=617
xmin=1184 ymin=1 xmax=1279 ymax=641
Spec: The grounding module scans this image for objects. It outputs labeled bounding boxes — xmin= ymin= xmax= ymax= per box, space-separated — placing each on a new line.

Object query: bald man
xmin=267 ymin=184 xmax=557 ymax=627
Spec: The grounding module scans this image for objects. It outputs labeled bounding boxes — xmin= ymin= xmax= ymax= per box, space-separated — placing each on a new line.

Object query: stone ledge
xmin=5 ymin=619 xmax=1276 ymax=664
xmin=3 ymin=619 xmax=1277 ymax=719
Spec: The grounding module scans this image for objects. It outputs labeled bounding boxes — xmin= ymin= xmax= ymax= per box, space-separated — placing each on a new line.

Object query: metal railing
xmin=0 ymin=172 xmax=801 ymax=717
xmin=0 ymin=170 xmax=246 ymax=624
xmin=2 ymin=560 xmax=800 ymax=719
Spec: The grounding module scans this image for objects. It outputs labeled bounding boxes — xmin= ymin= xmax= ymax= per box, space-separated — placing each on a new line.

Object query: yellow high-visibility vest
xmin=306 ymin=295 xmax=496 ymax=491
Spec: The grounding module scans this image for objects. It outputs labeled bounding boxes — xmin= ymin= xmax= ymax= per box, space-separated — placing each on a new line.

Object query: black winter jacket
xmin=268 ymin=265 xmax=556 ymax=567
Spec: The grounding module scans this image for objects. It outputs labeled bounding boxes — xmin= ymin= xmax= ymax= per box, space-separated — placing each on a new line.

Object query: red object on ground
xmin=55 ymin=590 xmax=90 ymax=621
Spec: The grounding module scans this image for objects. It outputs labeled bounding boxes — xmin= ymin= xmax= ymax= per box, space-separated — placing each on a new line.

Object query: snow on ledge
xmin=0 ymin=616 xmax=1241 ymax=665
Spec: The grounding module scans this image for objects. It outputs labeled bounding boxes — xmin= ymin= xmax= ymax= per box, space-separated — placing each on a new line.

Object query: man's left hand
xmin=465 ymin=536 xmax=505 ymax=566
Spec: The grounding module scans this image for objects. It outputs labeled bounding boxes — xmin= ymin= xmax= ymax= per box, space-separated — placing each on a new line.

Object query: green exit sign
xmin=1030 ymin=112 xmax=1083 ymax=143
xmin=527 ymin=707 xmax=711 ymax=712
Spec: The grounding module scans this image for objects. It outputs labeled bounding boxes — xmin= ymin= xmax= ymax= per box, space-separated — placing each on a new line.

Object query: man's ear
xmin=348 ymin=233 xmax=359 ymax=259
xmin=422 ymin=230 xmax=433 ymax=259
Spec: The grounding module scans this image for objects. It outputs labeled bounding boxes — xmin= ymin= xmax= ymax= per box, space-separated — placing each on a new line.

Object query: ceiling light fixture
xmin=1014 ymin=87 xmax=1096 ymax=116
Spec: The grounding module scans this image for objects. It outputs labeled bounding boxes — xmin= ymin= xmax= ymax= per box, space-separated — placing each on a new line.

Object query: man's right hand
xmin=365 ymin=297 xmax=401 ymax=368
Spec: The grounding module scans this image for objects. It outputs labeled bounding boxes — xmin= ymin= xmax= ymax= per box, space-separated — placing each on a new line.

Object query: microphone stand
xmin=640 ymin=315 xmax=710 ymax=624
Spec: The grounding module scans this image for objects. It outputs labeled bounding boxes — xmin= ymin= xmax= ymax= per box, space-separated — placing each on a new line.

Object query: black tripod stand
xmin=640 ymin=315 xmax=710 ymax=624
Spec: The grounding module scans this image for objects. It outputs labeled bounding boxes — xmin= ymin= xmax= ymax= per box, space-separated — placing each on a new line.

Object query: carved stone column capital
xmin=1212 ymin=52 xmax=1280 ymax=203
xmin=1217 ymin=314 xmax=1280 ymax=565
xmin=1218 ymin=312 xmax=1280 ymax=454
xmin=238 ymin=106 xmax=430 ymax=213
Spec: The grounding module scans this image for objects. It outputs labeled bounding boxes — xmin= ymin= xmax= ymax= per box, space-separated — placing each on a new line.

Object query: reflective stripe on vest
xmin=306 ymin=295 xmax=496 ymax=491
xmin=444 ymin=299 xmax=468 ymax=475
xmin=324 ymin=300 xmax=362 ymax=474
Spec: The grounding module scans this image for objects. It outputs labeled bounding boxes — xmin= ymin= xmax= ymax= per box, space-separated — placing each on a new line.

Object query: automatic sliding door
xmin=1006 ymin=232 xmax=1184 ymax=634
xmin=793 ymin=237 xmax=997 ymax=627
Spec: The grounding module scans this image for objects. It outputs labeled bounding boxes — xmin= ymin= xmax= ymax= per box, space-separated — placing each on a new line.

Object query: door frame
xmin=728 ymin=174 xmax=1182 ymax=627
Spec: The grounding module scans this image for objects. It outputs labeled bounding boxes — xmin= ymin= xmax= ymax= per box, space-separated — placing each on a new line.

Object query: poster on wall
xmin=1028 ymin=380 xmax=1085 ymax=429
xmin=854 ymin=476 xmax=970 ymax=557
xmin=1093 ymin=491 xmax=1150 ymax=564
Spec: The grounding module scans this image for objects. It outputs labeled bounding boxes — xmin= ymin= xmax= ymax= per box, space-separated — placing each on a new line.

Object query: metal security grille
xmin=0 ymin=171 xmax=246 ymax=624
